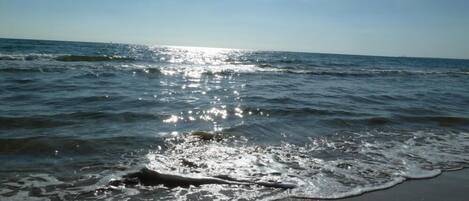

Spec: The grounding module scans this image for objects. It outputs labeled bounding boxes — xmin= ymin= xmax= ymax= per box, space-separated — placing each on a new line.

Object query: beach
xmin=288 ymin=169 xmax=469 ymax=201
xmin=342 ymin=169 xmax=469 ymax=201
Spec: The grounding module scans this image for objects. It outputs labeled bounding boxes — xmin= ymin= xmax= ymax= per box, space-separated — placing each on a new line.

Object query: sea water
xmin=1 ymin=38 xmax=469 ymax=200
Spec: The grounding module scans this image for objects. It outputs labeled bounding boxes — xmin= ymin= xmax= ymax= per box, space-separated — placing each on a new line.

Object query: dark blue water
xmin=1 ymin=38 xmax=469 ymax=200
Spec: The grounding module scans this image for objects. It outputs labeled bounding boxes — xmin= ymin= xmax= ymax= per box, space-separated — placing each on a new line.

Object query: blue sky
xmin=1 ymin=0 xmax=468 ymax=59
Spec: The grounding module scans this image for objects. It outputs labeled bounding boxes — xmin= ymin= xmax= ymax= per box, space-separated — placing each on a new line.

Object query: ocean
xmin=1 ymin=38 xmax=469 ymax=200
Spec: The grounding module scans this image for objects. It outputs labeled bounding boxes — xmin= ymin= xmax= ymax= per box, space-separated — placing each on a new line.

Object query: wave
xmin=0 ymin=67 xmax=69 ymax=73
xmin=0 ymin=53 xmax=135 ymax=62
xmin=240 ymin=105 xmax=362 ymax=117
xmin=0 ymin=112 xmax=164 ymax=130
xmin=0 ymin=116 xmax=73 ymax=130
xmin=55 ymin=55 xmax=135 ymax=62
xmin=2 ymin=129 xmax=468 ymax=200
xmin=0 ymin=53 xmax=56 ymax=61
xmin=0 ymin=136 xmax=162 ymax=155
xmin=141 ymin=130 xmax=469 ymax=200
xmin=397 ymin=115 xmax=469 ymax=126
xmin=320 ymin=117 xmax=393 ymax=127
xmin=316 ymin=115 xmax=469 ymax=127
xmin=0 ymin=137 xmax=97 ymax=155
xmin=156 ymin=63 xmax=469 ymax=78
xmin=54 ymin=111 xmax=161 ymax=122
xmin=277 ymin=69 xmax=469 ymax=77
xmin=2 ymin=52 xmax=467 ymax=78
xmin=147 ymin=64 xmax=469 ymax=77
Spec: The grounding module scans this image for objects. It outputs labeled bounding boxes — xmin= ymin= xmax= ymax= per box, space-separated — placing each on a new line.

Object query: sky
xmin=0 ymin=0 xmax=468 ymax=59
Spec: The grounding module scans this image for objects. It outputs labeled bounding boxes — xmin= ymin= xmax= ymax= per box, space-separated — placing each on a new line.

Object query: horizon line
xmin=1 ymin=36 xmax=468 ymax=61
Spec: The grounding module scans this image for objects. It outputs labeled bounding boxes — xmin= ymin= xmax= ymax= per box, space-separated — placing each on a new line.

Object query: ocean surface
xmin=1 ymin=38 xmax=469 ymax=200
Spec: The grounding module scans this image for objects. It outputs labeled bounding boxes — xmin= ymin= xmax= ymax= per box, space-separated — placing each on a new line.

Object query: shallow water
xmin=1 ymin=38 xmax=469 ymax=200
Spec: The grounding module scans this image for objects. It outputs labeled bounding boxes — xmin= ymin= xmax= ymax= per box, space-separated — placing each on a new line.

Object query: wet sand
xmin=287 ymin=168 xmax=469 ymax=201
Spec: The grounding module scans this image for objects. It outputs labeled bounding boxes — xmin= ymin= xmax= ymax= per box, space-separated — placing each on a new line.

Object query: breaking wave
xmin=140 ymin=130 xmax=469 ymax=200
xmin=2 ymin=130 xmax=468 ymax=200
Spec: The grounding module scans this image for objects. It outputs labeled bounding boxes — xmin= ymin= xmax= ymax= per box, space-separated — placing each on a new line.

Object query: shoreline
xmin=286 ymin=168 xmax=469 ymax=201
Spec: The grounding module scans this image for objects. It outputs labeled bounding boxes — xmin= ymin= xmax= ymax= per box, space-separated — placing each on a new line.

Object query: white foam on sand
xmin=144 ymin=130 xmax=469 ymax=200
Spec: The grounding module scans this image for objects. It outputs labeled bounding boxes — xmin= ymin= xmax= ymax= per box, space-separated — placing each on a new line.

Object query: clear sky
xmin=1 ymin=0 xmax=468 ymax=59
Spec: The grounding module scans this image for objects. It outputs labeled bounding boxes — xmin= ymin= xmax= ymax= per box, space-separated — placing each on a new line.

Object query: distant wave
xmin=274 ymin=68 xmax=469 ymax=77
xmin=1 ymin=52 xmax=468 ymax=77
xmin=55 ymin=55 xmax=135 ymax=62
xmin=1 ymin=62 xmax=467 ymax=78
xmin=0 ymin=53 xmax=56 ymax=61
xmin=0 ymin=53 xmax=135 ymax=62
xmin=0 ymin=67 xmax=68 ymax=73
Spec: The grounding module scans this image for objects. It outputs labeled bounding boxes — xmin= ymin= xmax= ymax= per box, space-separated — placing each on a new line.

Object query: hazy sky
xmin=1 ymin=0 xmax=468 ymax=59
